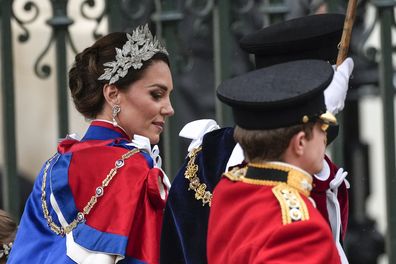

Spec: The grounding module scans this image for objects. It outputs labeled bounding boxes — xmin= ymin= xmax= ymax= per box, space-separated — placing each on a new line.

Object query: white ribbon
xmin=58 ymin=133 xmax=81 ymax=143
xmin=179 ymin=119 xmax=220 ymax=152
xmin=128 ymin=135 xmax=162 ymax=168
xmin=66 ymin=232 xmax=121 ymax=264
xmin=50 ymin=185 xmax=121 ymax=263
xmin=325 ymin=167 xmax=349 ymax=264
xmin=156 ymin=167 xmax=171 ymax=200
xmin=225 ymin=143 xmax=245 ymax=172
xmin=66 ymin=133 xmax=81 ymax=140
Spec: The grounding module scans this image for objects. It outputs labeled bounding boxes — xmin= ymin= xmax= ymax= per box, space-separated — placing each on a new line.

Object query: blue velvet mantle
xmin=160 ymin=127 xmax=236 ymax=264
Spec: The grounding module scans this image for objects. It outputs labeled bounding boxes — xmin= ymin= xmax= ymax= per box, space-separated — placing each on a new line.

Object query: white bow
xmin=128 ymin=135 xmax=162 ymax=168
xmin=179 ymin=119 xmax=220 ymax=152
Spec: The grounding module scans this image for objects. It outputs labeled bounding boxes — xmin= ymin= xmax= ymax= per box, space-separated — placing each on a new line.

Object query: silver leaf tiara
xmin=98 ymin=24 xmax=169 ymax=84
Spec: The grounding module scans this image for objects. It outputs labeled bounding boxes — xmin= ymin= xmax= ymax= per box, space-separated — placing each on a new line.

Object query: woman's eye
xmin=151 ymin=91 xmax=163 ymax=100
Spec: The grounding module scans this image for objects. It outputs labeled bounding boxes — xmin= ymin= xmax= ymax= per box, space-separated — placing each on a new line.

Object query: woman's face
xmin=117 ymin=60 xmax=174 ymax=144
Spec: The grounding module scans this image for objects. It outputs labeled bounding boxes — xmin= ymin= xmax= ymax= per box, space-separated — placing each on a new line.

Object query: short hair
xmin=234 ymin=122 xmax=315 ymax=163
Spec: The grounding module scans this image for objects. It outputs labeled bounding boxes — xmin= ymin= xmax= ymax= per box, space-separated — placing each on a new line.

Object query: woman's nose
xmin=162 ymin=99 xmax=174 ymax=116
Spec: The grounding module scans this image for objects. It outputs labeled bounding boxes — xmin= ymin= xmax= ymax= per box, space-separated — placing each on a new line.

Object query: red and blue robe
xmin=8 ymin=120 xmax=168 ymax=264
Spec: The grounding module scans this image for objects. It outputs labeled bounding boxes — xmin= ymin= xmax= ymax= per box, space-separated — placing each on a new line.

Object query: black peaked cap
xmin=217 ymin=60 xmax=334 ymax=130
xmin=239 ymin=14 xmax=345 ymax=68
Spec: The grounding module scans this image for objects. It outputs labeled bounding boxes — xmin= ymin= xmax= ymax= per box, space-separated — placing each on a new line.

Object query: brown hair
xmin=68 ymin=32 xmax=170 ymax=119
xmin=234 ymin=123 xmax=315 ymax=163
xmin=0 ymin=209 xmax=17 ymax=263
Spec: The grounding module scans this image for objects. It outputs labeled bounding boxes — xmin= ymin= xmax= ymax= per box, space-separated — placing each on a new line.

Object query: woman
xmin=8 ymin=24 xmax=173 ymax=264
xmin=0 ymin=209 xmax=17 ymax=263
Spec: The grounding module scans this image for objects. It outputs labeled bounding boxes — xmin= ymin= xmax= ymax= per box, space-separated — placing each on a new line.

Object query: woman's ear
xmin=103 ymin=84 xmax=120 ymax=105
xmin=289 ymin=131 xmax=306 ymax=157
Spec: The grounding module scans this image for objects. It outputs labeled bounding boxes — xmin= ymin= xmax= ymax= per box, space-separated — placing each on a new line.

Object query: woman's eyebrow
xmin=147 ymin=83 xmax=170 ymax=91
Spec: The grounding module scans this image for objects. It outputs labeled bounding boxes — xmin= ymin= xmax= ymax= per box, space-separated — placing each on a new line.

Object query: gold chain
xmin=41 ymin=148 xmax=139 ymax=236
xmin=184 ymin=146 xmax=213 ymax=207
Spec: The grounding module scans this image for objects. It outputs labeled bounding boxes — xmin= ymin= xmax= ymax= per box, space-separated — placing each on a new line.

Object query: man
xmin=207 ymin=59 xmax=342 ymax=263
xmin=161 ymin=14 xmax=352 ymax=264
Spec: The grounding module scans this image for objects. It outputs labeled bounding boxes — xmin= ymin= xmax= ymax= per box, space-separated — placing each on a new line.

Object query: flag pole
xmin=336 ymin=0 xmax=358 ymax=66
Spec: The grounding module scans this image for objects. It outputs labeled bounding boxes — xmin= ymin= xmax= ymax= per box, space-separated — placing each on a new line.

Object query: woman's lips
xmin=153 ymin=121 xmax=164 ymax=131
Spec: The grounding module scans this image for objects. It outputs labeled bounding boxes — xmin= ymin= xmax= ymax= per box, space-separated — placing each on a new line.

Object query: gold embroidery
xmin=184 ymin=147 xmax=213 ymax=206
xmin=224 ymin=163 xmax=313 ymax=197
xmin=224 ymin=167 xmax=247 ymax=181
xmin=272 ymin=184 xmax=310 ymax=225
xmin=41 ymin=148 xmax=140 ymax=236
xmin=225 ymin=162 xmax=312 ymax=225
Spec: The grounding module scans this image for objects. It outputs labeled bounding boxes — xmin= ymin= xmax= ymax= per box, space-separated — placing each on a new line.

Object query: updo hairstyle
xmin=68 ymin=32 xmax=170 ymax=119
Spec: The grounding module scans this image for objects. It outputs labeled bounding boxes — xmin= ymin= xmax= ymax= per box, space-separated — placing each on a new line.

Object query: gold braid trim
xmin=272 ymin=184 xmax=310 ymax=225
xmin=184 ymin=146 xmax=213 ymax=207
xmin=225 ymin=165 xmax=311 ymax=225
xmin=41 ymin=148 xmax=140 ymax=236
xmin=227 ymin=162 xmax=312 ymax=197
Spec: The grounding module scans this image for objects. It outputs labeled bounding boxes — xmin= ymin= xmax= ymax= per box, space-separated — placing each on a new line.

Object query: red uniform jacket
xmin=207 ymin=162 xmax=341 ymax=264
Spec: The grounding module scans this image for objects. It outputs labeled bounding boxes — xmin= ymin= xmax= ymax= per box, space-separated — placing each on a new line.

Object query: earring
xmin=112 ymin=105 xmax=121 ymax=127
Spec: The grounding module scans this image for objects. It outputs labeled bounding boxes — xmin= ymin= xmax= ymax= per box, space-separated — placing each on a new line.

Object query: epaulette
xmin=225 ymin=162 xmax=312 ymax=225
xmin=223 ymin=166 xmax=247 ymax=181
xmin=272 ymin=184 xmax=310 ymax=225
